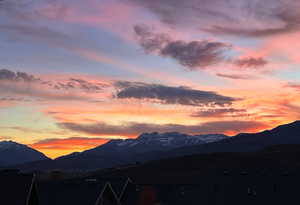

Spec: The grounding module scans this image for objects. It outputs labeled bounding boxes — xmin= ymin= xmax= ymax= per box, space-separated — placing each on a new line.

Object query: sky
xmin=1 ymin=0 xmax=300 ymax=158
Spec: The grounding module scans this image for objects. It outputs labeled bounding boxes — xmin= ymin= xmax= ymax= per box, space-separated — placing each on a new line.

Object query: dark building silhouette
xmin=95 ymin=183 xmax=121 ymax=205
xmin=0 ymin=170 xmax=39 ymax=205
xmin=110 ymin=177 xmax=132 ymax=199
xmin=112 ymin=170 xmax=300 ymax=205
xmin=38 ymin=177 xmax=121 ymax=205
xmin=5 ymin=170 xmax=300 ymax=205
xmin=118 ymin=178 xmax=141 ymax=205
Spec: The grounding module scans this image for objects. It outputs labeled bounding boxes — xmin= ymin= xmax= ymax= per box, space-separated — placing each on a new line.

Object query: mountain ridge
xmin=0 ymin=140 xmax=50 ymax=166
xmin=165 ymin=120 xmax=300 ymax=157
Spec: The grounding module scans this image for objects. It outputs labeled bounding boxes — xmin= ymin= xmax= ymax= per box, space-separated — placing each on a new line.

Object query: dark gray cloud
xmin=234 ymin=57 xmax=268 ymax=68
xmin=114 ymin=81 xmax=238 ymax=107
xmin=59 ymin=120 xmax=267 ymax=136
xmin=216 ymin=73 xmax=257 ymax=80
xmin=191 ymin=108 xmax=248 ymax=118
xmin=129 ymin=0 xmax=300 ymax=37
xmin=133 ymin=24 xmax=170 ymax=53
xmin=134 ymin=25 xmax=267 ymax=70
xmin=134 ymin=24 xmax=231 ymax=70
xmin=161 ymin=41 xmax=231 ymax=69
xmin=0 ymin=69 xmax=39 ymax=82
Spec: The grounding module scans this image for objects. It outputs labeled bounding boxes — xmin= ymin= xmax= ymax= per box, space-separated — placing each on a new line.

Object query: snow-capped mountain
xmin=113 ymin=132 xmax=228 ymax=149
xmin=34 ymin=132 xmax=226 ymax=171
xmin=37 ymin=132 xmax=227 ymax=171
xmin=0 ymin=141 xmax=49 ymax=166
xmin=70 ymin=132 xmax=228 ymax=158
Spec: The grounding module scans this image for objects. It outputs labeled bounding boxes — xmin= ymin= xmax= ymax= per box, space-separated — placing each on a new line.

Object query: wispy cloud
xmin=0 ymin=69 xmax=109 ymax=102
xmin=130 ymin=0 xmax=300 ymax=37
xmin=204 ymin=8 xmax=300 ymax=37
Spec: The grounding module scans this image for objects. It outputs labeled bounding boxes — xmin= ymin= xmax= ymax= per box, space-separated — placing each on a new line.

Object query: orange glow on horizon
xmin=30 ymin=137 xmax=111 ymax=159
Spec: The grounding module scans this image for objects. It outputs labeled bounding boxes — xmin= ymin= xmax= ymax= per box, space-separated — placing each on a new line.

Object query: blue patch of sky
xmin=0 ymin=105 xmax=57 ymax=129
xmin=273 ymin=67 xmax=300 ymax=82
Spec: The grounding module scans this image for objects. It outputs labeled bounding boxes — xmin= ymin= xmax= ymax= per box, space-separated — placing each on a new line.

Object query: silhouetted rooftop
xmin=0 ymin=172 xmax=35 ymax=205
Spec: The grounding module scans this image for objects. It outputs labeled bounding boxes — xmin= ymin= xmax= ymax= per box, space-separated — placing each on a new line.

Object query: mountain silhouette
xmin=0 ymin=141 xmax=49 ymax=166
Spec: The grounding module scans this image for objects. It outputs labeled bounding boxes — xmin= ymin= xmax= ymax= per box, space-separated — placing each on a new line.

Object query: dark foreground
xmin=3 ymin=144 xmax=300 ymax=205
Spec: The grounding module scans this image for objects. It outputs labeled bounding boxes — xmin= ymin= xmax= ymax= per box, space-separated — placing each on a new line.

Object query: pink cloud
xmin=242 ymin=32 xmax=300 ymax=65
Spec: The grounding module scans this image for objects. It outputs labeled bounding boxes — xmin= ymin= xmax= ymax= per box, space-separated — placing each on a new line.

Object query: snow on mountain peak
xmin=138 ymin=132 xmax=188 ymax=139
xmin=115 ymin=132 xmax=228 ymax=148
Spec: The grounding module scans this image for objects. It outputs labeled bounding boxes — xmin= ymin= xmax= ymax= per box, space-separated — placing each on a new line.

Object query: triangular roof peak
xmin=95 ymin=182 xmax=121 ymax=205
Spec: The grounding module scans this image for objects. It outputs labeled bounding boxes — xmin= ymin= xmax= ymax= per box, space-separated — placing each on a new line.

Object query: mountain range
xmin=3 ymin=121 xmax=300 ymax=171
xmin=10 ymin=132 xmax=228 ymax=171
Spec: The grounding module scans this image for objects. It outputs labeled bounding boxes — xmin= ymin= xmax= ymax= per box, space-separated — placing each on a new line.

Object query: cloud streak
xmin=59 ymin=120 xmax=267 ymax=136
xmin=216 ymin=73 xmax=257 ymax=80
xmin=114 ymin=81 xmax=238 ymax=107
xmin=191 ymin=108 xmax=248 ymax=118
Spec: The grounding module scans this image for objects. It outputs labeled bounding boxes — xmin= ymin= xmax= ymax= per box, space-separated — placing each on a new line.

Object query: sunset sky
xmin=1 ymin=0 xmax=300 ymax=158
